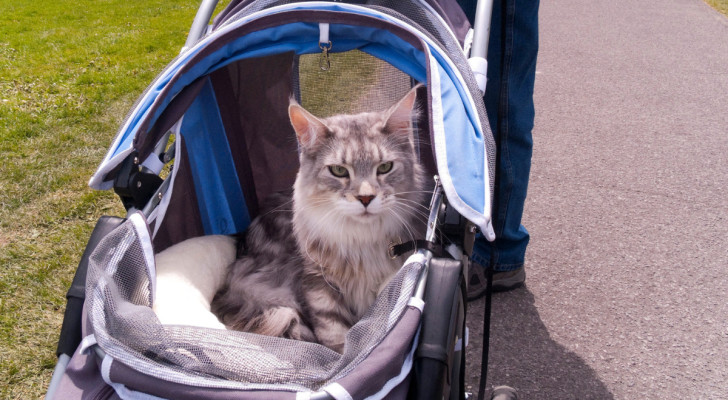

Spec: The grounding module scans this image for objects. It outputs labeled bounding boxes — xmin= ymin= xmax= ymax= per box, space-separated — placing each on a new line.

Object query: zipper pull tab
xmin=318 ymin=23 xmax=332 ymax=71
xmin=319 ymin=41 xmax=332 ymax=71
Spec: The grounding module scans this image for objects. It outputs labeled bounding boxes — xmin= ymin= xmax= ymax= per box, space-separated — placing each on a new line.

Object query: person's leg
xmin=459 ymin=0 xmax=540 ymax=297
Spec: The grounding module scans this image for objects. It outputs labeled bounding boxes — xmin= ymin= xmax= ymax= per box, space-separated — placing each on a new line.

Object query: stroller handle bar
xmin=470 ymin=0 xmax=494 ymax=59
xmin=183 ymin=0 xmax=219 ymax=51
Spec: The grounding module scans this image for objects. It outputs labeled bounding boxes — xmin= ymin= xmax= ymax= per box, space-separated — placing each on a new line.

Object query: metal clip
xmin=388 ymin=236 xmax=403 ymax=259
xmin=388 ymin=242 xmax=397 ymax=259
xmin=319 ymin=41 xmax=332 ymax=71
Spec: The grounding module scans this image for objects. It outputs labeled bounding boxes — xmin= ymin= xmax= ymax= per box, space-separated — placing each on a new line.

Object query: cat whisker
xmin=390 ymin=204 xmax=457 ymax=252
xmin=386 ymin=208 xmax=418 ymax=247
xmin=393 ymin=198 xmax=430 ymax=212
xmin=394 ymin=191 xmax=434 ymax=201
xmin=391 ymin=201 xmax=431 ymax=221
xmin=395 ymin=189 xmax=435 ymax=194
xmin=291 ymin=199 xmax=337 ymax=214
xmin=394 ymin=192 xmax=431 ymax=199
xmin=389 ymin=203 xmax=429 ymax=237
xmin=394 ymin=197 xmax=430 ymax=210
xmin=256 ymin=198 xmax=296 ymax=217
xmin=411 ymin=137 xmax=432 ymax=146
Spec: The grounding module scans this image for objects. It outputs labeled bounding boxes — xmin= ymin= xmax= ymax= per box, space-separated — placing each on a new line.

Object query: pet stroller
xmin=46 ymin=0 xmax=511 ymax=398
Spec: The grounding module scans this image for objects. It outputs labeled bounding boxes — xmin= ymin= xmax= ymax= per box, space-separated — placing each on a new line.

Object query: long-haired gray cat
xmin=211 ymin=85 xmax=425 ymax=352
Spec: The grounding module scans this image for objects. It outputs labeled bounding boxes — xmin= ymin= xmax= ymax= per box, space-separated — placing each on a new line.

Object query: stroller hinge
xmin=113 ymin=151 xmax=164 ymax=211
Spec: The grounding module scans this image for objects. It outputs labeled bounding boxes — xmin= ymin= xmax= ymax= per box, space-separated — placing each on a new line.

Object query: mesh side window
xmin=87 ymin=219 xmax=153 ymax=310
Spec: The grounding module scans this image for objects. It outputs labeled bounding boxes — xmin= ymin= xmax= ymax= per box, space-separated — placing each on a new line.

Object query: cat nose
xmin=356 ymin=195 xmax=376 ymax=207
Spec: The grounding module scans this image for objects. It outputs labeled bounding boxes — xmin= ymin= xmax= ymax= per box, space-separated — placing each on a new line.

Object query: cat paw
xmin=256 ymin=306 xmax=315 ymax=342
xmin=284 ymin=320 xmax=316 ymax=343
xmin=315 ymin=327 xmax=348 ymax=354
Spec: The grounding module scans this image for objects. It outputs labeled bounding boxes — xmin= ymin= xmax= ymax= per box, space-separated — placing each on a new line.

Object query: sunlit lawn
xmin=0 ymin=1 xmax=206 ymax=397
xmin=705 ymin=0 xmax=728 ymax=14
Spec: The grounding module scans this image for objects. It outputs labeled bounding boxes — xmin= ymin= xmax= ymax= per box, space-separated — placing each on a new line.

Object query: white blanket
xmin=152 ymin=235 xmax=236 ymax=329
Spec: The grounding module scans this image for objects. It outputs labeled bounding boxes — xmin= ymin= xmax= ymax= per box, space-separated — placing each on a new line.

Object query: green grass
xmin=0 ymin=1 xmax=219 ymax=398
xmin=705 ymin=0 xmax=728 ymax=15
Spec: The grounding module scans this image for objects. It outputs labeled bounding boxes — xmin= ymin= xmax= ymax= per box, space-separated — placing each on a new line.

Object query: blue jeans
xmin=458 ymin=0 xmax=539 ymax=271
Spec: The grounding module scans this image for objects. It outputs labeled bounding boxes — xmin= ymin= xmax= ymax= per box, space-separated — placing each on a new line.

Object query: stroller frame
xmin=46 ymin=0 xmax=511 ymax=399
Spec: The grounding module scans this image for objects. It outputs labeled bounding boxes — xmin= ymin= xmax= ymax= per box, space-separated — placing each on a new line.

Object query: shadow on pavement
xmin=466 ymin=287 xmax=614 ymax=399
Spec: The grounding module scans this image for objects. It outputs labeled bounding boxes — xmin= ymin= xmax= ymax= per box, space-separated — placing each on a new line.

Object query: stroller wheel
xmin=490 ymin=386 xmax=518 ymax=400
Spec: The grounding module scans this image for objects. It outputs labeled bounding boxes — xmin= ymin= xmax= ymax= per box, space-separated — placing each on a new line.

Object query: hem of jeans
xmin=470 ymin=253 xmax=524 ymax=272
xmin=493 ymin=263 xmax=524 ymax=273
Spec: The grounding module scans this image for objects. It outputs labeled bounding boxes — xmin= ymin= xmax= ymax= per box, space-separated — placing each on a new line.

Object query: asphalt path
xmin=465 ymin=0 xmax=728 ymax=398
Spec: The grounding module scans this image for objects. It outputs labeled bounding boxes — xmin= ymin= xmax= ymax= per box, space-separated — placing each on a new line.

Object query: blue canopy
xmin=90 ymin=3 xmax=494 ymax=239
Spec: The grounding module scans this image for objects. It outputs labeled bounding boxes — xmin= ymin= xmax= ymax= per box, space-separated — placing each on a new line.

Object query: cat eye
xmin=377 ymin=162 xmax=393 ymax=174
xmin=328 ymin=165 xmax=350 ymax=178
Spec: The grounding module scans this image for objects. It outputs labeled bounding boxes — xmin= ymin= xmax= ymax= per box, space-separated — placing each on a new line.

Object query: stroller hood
xmin=89 ymin=2 xmax=496 ymax=239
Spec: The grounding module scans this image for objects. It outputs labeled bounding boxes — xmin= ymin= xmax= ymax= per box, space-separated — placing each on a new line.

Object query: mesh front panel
xmin=294 ymin=50 xmax=413 ymax=117
xmin=292 ymin=50 xmax=434 ymax=170
xmin=87 ymin=218 xmax=422 ymax=390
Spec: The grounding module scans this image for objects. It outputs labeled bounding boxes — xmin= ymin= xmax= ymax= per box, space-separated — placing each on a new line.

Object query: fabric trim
xmin=103 ymin=355 xmax=168 ymax=400
xmin=363 ymin=329 xmax=420 ymax=400
xmin=90 ymin=147 xmax=133 ymax=190
xmin=429 ymin=52 xmax=492 ymax=237
xmin=407 ymin=297 xmax=425 ymax=312
xmin=150 ymin=120 xmax=183 ymax=239
xmin=414 ymin=0 xmax=460 ymax=45
xmin=101 ymin=355 xmax=113 ymax=386
xmin=295 ymin=392 xmax=312 ymax=400
xmin=129 ymin=212 xmax=156 ymax=299
xmin=79 ymin=334 xmax=98 ymax=355
xmin=319 ymin=22 xmax=330 ymax=44
xmin=323 ymin=383 xmax=353 ymax=400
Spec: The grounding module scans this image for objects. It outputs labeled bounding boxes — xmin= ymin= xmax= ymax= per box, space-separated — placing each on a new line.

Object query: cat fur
xmin=212 ymin=86 xmax=426 ymax=352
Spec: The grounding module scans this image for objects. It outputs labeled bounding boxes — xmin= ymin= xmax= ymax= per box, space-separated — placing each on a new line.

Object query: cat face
xmin=289 ymin=87 xmax=424 ymax=227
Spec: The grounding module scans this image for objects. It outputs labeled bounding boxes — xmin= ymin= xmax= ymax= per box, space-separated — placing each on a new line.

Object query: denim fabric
xmin=458 ymin=0 xmax=539 ymax=271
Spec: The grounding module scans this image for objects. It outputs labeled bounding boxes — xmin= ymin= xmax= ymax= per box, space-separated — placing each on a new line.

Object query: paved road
xmin=465 ymin=0 xmax=728 ymax=398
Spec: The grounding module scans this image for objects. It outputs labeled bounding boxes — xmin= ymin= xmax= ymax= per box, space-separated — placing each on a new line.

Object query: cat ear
xmin=289 ymin=100 xmax=327 ymax=149
xmin=384 ymin=84 xmax=422 ymax=136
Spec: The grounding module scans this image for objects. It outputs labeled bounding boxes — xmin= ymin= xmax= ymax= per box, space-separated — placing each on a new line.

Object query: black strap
xmin=388 ymin=240 xmax=446 ymax=259
xmin=478 ymin=253 xmax=496 ymax=400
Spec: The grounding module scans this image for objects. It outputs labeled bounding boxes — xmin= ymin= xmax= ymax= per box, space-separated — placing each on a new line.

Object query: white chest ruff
xmin=300 ymin=216 xmax=408 ymax=317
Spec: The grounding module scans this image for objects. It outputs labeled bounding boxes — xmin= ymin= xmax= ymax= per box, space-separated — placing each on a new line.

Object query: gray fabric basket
xmin=78 ymin=213 xmax=423 ymax=397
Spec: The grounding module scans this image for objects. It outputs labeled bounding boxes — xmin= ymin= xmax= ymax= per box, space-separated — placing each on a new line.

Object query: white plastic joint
xmin=468 ymin=56 xmax=488 ymax=94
